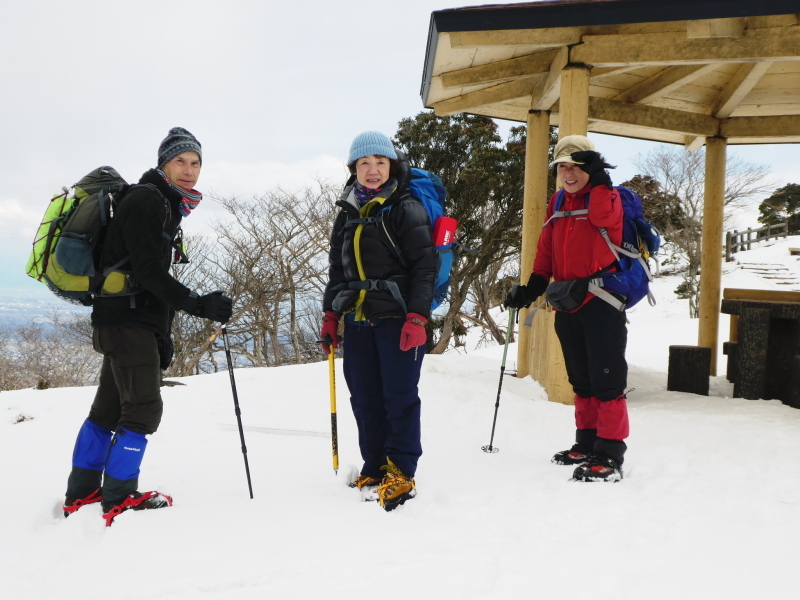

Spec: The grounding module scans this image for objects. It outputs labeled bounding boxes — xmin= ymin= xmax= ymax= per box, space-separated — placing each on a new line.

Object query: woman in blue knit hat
xmin=320 ymin=131 xmax=436 ymax=511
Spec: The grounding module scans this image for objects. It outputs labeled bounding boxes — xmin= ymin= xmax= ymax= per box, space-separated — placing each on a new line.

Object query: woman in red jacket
xmin=505 ymin=135 xmax=629 ymax=482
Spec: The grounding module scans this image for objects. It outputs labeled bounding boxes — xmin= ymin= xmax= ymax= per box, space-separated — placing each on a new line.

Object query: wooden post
xmin=722 ymin=341 xmax=738 ymax=383
xmin=697 ymin=136 xmax=726 ymax=376
xmin=734 ymin=307 xmax=770 ymax=399
xmin=559 ymin=65 xmax=590 ymax=136
xmin=517 ymin=110 xmax=550 ymax=379
xmin=527 ymin=64 xmax=591 ymax=405
xmin=725 ymin=231 xmax=732 ymax=262
xmin=668 ymin=346 xmax=711 ymax=395
xmin=789 ymin=355 xmax=800 ymax=410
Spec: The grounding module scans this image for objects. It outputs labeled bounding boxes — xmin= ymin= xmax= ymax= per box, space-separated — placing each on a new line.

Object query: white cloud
xmin=0 ymin=198 xmax=41 ymax=247
xmin=201 ymin=154 xmax=348 ymax=200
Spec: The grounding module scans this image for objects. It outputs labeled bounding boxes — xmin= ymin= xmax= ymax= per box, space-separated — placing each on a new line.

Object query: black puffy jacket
xmin=91 ymin=169 xmax=192 ymax=338
xmin=323 ymin=157 xmax=436 ymax=322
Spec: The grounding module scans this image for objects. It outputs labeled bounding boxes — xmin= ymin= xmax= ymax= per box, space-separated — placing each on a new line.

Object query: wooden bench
xmin=721 ymin=288 xmax=800 ymax=406
xmin=790 ymin=248 xmax=800 ymax=256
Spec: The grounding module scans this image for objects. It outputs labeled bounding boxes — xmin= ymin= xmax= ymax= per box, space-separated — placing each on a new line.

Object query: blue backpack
xmin=551 ymin=186 xmax=661 ymax=310
xmin=336 ymin=168 xmax=467 ymax=317
xmin=406 ymin=168 xmax=453 ymax=310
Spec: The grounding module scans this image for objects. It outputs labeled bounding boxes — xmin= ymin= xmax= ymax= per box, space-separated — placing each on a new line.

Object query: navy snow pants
xmin=343 ymin=318 xmax=424 ymax=478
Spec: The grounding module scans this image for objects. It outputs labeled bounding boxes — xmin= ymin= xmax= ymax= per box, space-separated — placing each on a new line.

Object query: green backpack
xmin=26 ymin=166 xmax=139 ymax=305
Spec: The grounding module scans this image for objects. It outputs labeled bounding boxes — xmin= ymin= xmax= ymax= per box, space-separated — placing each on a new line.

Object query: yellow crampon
xmin=376 ymin=458 xmax=416 ymax=510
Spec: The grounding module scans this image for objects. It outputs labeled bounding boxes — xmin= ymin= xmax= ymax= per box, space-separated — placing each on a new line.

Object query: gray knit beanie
xmin=348 ymin=131 xmax=397 ymax=164
xmin=158 ymin=127 xmax=202 ymax=168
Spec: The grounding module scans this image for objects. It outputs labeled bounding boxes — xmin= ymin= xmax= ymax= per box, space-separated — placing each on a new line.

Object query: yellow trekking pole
xmin=318 ymin=334 xmax=339 ymax=475
xmin=328 ymin=346 xmax=339 ymax=475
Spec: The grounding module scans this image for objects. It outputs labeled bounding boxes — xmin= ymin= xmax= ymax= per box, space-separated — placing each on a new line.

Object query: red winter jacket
xmin=533 ymin=184 xmax=623 ymax=308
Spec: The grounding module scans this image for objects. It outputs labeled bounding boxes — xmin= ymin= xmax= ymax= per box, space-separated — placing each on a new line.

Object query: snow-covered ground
xmin=2 ymin=236 xmax=800 ymax=600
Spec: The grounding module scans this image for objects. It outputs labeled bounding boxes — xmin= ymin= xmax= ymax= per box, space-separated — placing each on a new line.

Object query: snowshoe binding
xmin=102 ymin=490 xmax=173 ymax=527
xmin=63 ymin=488 xmax=102 ymax=518
xmin=376 ymin=458 xmax=416 ymax=512
xmin=572 ymin=456 xmax=623 ymax=483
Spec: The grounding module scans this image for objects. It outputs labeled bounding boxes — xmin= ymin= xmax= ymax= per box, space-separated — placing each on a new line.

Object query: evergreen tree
xmin=392 ymin=111 xmax=555 ymax=352
xmin=757 ymin=183 xmax=800 ymax=234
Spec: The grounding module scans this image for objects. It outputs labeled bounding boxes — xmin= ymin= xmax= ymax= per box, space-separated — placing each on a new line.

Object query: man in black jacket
xmin=63 ymin=127 xmax=233 ymax=524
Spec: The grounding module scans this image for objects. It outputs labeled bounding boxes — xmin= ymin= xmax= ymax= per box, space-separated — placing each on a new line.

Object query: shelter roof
xmin=421 ymin=0 xmax=800 ymax=146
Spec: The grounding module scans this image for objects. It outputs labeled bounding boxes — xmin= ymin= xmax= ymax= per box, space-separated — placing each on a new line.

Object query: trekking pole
xmin=317 ymin=335 xmax=339 ymax=475
xmin=328 ymin=344 xmax=339 ymax=475
xmin=221 ymin=325 xmax=254 ymax=498
xmin=482 ymin=307 xmax=516 ymax=454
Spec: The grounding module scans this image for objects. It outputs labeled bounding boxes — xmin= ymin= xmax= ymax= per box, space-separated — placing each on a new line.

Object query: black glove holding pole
xmin=503 ymin=273 xmax=549 ymax=309
xmin=183 ymin=291 xmax=233 ymax=323
xmin=571 ymin=150 xmax=615 ymax=190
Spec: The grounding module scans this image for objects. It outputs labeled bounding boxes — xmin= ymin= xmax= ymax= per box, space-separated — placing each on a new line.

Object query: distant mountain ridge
xmin=0 ymin=287 xmax=90 ymax=327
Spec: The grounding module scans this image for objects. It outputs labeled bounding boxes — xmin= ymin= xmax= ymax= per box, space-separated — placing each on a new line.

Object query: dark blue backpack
xmin=551 ymin=186 xmax=660 ymax=310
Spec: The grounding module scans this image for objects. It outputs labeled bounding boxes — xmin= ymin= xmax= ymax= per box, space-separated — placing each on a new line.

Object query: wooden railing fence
xmin=725 ymin=222 xmax=788 ymax=262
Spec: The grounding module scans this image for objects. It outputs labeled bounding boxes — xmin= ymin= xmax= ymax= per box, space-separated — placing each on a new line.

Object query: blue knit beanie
xmin=348 ymin=131 xmax=397 ymax=164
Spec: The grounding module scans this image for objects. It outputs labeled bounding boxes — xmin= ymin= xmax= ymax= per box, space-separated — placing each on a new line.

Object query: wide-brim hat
xmin=550 ymin=135 xmax=595 ymax=167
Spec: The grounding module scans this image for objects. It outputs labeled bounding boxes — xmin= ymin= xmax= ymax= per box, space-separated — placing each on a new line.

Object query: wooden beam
xmin=441 ymin=49 xmax=558 ymax=89
xmin=712 ymin=62 xmax=773 ymax=118
xmin=589 ymin=97 xmax=720 ymax=136
xmin=431 ymin=77 xmax=542 ymax=116
xmin=531 ymin=46 xmax=569 ymax=110
xmin=724 ymin=288 xmax=800 ymax=302
xmin=684 ymin=135 xmax=705 ymax=151
xmin=614 ymin=64 xmax=718 ymax=104
xmin=571 ymin=28 xmax=800 ymax=66
xmin=686 ymin=18 xmax=746 ymax=39
xmin=449 ymin=27 xmax=582 ymax=48
xmin=720 ymin=115 xmax=800 ymax=138
xmin=683 ymin=62 xmax=771 ymax=149
xmin=590 ymin=66 xmax=636 ymax=79
xmin=747 ymin=14 xmax=799 ymax=29
xmin=698 ymin=137 xmax=727 ymax=376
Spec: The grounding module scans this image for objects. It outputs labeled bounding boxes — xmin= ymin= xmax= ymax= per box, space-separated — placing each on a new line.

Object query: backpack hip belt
xmin=332 ymin=278 xmax=408 ymax=315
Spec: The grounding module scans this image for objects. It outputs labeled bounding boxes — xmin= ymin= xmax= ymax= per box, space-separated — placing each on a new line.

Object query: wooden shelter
xmin=419 ymin=0 xmax=800 ymax=404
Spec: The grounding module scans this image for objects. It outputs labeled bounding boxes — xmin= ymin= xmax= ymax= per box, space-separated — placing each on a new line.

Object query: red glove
xmin=399 ymin=313 xmax=428 ymax=351
xmin=319 ymin=311 xmax=341 ymax=355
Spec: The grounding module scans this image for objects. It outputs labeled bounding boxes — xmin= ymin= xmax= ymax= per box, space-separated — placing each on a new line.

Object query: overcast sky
xmin=2 ymin=0 xmax=797 ymax=292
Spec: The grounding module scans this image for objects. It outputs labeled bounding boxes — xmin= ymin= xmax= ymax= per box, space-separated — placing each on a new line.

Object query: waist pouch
xmin=546 ymin=279 xmax=590 ymax=312
xmin=546 ymin=265 xmax=615 ymax=312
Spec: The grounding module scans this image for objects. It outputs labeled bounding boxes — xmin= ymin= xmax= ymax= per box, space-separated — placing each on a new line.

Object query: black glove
xmin=156 ymin=336 xmax=173 ymax=371
xmin=571 ymin=150 xmax=615 ymax=190
xmin=183 ymin=291 xmax=233 ymax=323
xmin=503 ymin=274 xmax=549 ymax=309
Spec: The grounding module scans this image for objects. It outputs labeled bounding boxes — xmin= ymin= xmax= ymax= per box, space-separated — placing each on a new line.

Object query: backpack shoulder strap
xmin=542 ymin=189 xmax=589 ymax=227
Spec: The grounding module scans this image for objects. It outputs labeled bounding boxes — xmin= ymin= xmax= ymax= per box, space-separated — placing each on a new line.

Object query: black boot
xmin=573 ymin=456 xmax=623 ymax=482
xmin=551 ymin=429 xmax=596 ymax=465
xmin=572 ymin=438 xmax=626 ymax=482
